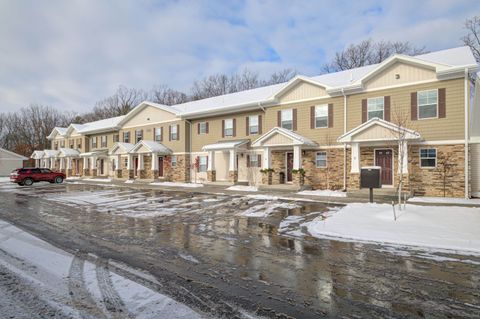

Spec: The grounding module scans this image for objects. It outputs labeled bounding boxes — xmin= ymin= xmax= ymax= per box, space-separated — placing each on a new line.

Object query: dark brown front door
xmin=100 ymin=159 xmax=104 ymax=175
xmin=375 ymin=149 xmax=393 ymax=185
xmin=158 ymin=157 xmax=164 ymax=177
xmin=286 ymin=152 xmax=294 ymax=182
xmin=134 ymin=157 xmax=138 ymax=176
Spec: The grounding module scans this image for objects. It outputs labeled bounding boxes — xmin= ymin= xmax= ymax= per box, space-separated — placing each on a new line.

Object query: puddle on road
xmin=1 ymin=182 xmax=480 ymax=318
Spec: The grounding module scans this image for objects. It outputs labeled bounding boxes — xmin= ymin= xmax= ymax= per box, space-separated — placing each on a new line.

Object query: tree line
xmin=1 ymin=16 xmax=478 ymax=157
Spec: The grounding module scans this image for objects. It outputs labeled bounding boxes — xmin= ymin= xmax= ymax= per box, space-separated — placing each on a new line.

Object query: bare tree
xmin=263 ymin=68 xmax=297 ymax=85
xmin=463 ymin=16 xmax=480 ymax=63
xmin=151 ymin=85 xmax=189 ymax=105
xmin=322 ymin=39 xmax=428 ymax=73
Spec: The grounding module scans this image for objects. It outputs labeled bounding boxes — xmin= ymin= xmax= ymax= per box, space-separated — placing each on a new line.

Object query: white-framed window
xmin=315 ymin=105 xmax=328 ymax=128
xmin=113 ymin=134 xmax=119 ymax=143
xmin=249 ymin=115 xmax=259 ymax=135
xmin=170 ymin=125 xmax=178 ymax=140
xmin=418 ymin=89 xmax=438 ymax=119
xmin=281 ymin=109 xmax=293 ymax=130
xmin=124 ymin=158 xmax=128 ymax=168
xmin=367 ymin=97 xmax=384 ymax=120
xmin=316 ymin=151 xmax=327 ymax=168
xmin=77 ymin=139 xmax=82 ymax=149
xmin=199 ymin=122 xmax=207 ymax=134
xmin=101 ymin=135 xmax=107 ymax=148
xmin=135 ymin=130 xmax=143 ymax=143
xmin=249 ymin=154 xmax=258 ymax=167
xmin=420 ymin=148 xmax=437 ymax=168
xmin=171 ymin=155 xmax=177 ymax=167
xmin=60 ymin=140 xmax=65 ymax=147
xmin=123 ymin=132 xmax=130 ymax=143
xmin=199 ymin=156 xmax=207 ymax=172
xmin=91 ymin=137 xmax=97 ymax=148
xmin=224 ymin=119 xmax=233 ymax=137
xmin=154 ymin=128 xmax=162 ymax=142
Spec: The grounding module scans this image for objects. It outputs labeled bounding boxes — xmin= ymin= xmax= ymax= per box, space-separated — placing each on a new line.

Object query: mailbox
xmin=361 ymin=166 xmax=382 ymax=189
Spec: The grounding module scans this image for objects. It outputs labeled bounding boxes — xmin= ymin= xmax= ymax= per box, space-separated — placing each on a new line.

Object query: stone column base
xmin=128 ymin=170 xmax=134 ymax=179
xmin=91 ymin=169 xmax=97 ymax=177
xmin=293 ymin=173 xmax=304 ymax=187
xmin=207 ymin=170 xmax=216 ymax=182
xmin=139 ymin=169 xmax=147 ymax=179
xmin=83 ymin=168 xmax=89 ymax=176
xmin=261 ymin=171 xmax=273 ymax=185
xmin=66 ymin=169 xmax=73 ymax=177
xmin=229 ymin=170 xmax=238 ymax=183
xmin=152 ymin=170 xmax=159 ymax=179
xmin=348 ymin=173 xmax=360 ymax=190
xmin=116 ymin=170 xmax=122 ymax=178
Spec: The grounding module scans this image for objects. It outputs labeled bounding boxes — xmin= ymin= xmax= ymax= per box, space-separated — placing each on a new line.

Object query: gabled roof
xmin=43 ymin=150 xmax=59 ymax=158
xmin=117 ymin=101 xmax=179 ymax=127
xmin=109 ymin=142 xmax=135 ymax=155
xmin=129 ymin=140 xmax=172 ymax=154
xmin=252 ymin=127 xmax=318 ymax=148
xmin=0 ymin=148 xmax=28 ymax=160
xmin=337 ymin=118 xmax=421 ymax=143
xmin=75 ymin=116 xmax=125 ymax=134
xmin=269 ymin=75 xmax=330 ymax=100
xmin=47 ymin=127 xmax=68 ymax=140
xmin=31 ymin=150 xmax=45 ymax=159
xmin=58 ymin=148 xmax=80 ymax=157
xmin=202 ymin=139 xmax=250 ymax=151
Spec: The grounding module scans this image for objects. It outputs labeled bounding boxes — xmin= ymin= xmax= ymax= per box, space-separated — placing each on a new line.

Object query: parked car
xmin=10 ymin=168 xmax=65 ymax=186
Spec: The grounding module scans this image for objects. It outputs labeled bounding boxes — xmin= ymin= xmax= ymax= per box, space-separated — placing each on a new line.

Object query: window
xmin=135 ymin=130 xmax=143 ymax=143
xmin=101 ymin=136 xmax=107 ymax=148
xmin=171 ymin=155 xmax=177 ymax=167
xmin=154 ymin=128 xmax=162 ymax=142
xmin=170 ymin=125 xmax=178 ymax=140
xmin=77 ymin=139 xmax=82 ymax=149
xmin=315 ymin=105 xmax=329 ymax=128
xmin=54 ymin=142 xmax=58 ymax=150
xmin=281 ymin=109 xmax=293 ymax=130
xmin=199 ymin=122 xmax=207 ymax=134
xmin=123 ymin=132 xmax=130 ymax=143
xmin=249 ymin=154 xmax=259 ymax=167
xmin=367 ymin=97 xmax=384 ymax=120
xmin=316 ymin=152 xmax=327 ymax=168
xmin=113 ymin=134 xmax=119 ymax=143
xmin=224 ymin=119 xmax=233 ymax=137
xmin=418 ymin=89 xmax=438 ymax=119
xmin=91 ymin=137 xmax=97 ymax=148
xmin=249 ymin=115 xmax=259 ymax=135
xmin=199 ymin=156 xmax=207 ymax=172
xmin=69 ymin=140 xmax=74 ymax=149
xmin=60 ymin=140 xmax=65 ymax=148
xmin=420 ymin=148 xmax=437 ymax=168
xmin=124 ymin=158 xmax=128 ymax=168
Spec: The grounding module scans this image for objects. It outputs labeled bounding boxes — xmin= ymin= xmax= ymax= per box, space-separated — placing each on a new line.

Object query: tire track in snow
xmin=68 ymin=255 xmax=108 ymax=319
xmin=95 ymin=260 xmax=133 ymax=319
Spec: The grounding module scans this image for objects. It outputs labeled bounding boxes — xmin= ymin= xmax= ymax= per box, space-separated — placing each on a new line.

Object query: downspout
xmin=464 ymin=68 xmax=469 ymax=199
xmin=342 ymin=88 xmax=347 ymax=191
xmin=184 ymin=118 xmax=193 ymax=181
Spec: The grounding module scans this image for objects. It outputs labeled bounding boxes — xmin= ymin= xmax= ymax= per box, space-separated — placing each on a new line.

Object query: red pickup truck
xmin=10 ymin=168 xmax=66 ymax=186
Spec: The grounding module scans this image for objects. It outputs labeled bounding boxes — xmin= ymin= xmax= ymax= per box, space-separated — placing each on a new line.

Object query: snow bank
xmin=227 ymin=185 xmax=258 ymax=192
xmin=304 ymin=203 xmax=480 ymax=254
xmin=408 ymin=196 xmax=480 ymax=205
xmin=65 ymin=176 xmax=81 ymax=180
xmin=297 ymin=190 xmax=346 ymax=197
xmin=83 ymin=178 xmax=112 ymax=182
xmin=0 ymin=177 xmax=11 ymax=183
xmin=150 ymin=182 xmax=203 ymax=188
xmin=124 ymin=180 xmax=134 ymax=184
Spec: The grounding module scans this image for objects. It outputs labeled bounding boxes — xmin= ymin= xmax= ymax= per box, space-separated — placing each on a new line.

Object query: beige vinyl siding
xmin=364 ymin=62 xmax=436 ymax=90
xmin=88 ymin=132 xmax=118 ymax=151
xmin=191 ymin=111 xmax=264 ymax=152
xmin=121 ymin=105 xmax=177 ymax=127
xmin=264 ymin=96 xmax=344 ymax=145
xmin=279 ymin=82 xmax=328 ymax=103
xmin=347 ymin=78 xmax=465 ymax=141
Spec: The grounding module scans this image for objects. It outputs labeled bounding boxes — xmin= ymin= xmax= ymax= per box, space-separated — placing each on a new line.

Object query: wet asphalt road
xmin=0 ymin=181 xmax=479 ymax=318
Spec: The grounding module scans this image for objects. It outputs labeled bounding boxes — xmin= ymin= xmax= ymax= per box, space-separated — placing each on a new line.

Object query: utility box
xmin=361 ymin=166 xmax=382 ymax=189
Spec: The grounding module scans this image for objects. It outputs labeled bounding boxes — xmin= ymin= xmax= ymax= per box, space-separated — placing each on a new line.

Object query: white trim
xmin=373 ymin=148 xmax=394 ymax=186
xmin=269 ymin=75 xmax=331 ymax=100
xmin=411 ymin=140 xmax=464 ymax=145
xmin=314 ymin=104 xmax=329 ymax=129
xmin=275 ymin=94 xmax=334 ymax=106
xmin=419 ymin=147 xmax=437 ymax=168
xmin=121 ymin=118 xmax=179 ymax=129
xmin=366 ymin=96 xmax=385 ymax=121
xmin=417 ymin=89 xmax=439 ymax=120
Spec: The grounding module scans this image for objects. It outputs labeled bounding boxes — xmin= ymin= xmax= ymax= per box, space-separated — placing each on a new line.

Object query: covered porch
xmin=127 ymin=140 xmax=173 ymax=180
xmin=41 ymin=150 xmax=59 ymax=170
xmin=109 ymin=142 xmax=135 ymax=179
xmin=80 ymin=150 xmax=109 ymax=177
xmin=57 ymin=148 xmax=81 ymax=176
xmin=30 ymin=151 xmax=45 ymax=168
xmin=252 ymin=127 xmax=318 ymax=186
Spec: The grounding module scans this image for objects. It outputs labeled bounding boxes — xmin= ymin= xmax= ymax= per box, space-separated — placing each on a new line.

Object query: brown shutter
xmin=246 ymin=155 xmax=250 ymax=167
xmin=328 ymin=103 xmax=333 ymax=128
xmin=310 ymin=106 xmax=315 ymax=129
xmin=362 ymin=99 xmax=367 ymax=123
xmin=169 ymin=126 xmax=171 ymax=141
xmin=197 ymin=123 xmax=200 ymax=134
xmin=438 ymin=88 xmax=446 ymax=118
xmin=257 ymin=154 xmax=261 ymax=168
xmin=258 ymin=115 xmax=262 ymax=134
xmin=384 ymin=96 xmax=391 ymax=122
xmin=221 ymin=120 xmax=225 ymax=138
xmin=160 ymin=127 xmax=163 ymax=141
xmin=176 ymin=124 xmax=180 ymax=140
xmin=411 ymin=92 xmax=418 ymax=121
xmin=245 ymin=116 xmax=249 ymax=136
xmin=206 ymin=122 xmax=209 ymax=133
xmin=232 ymin=119 xmax=236 ymax=137
xmin=277 ymin=111 xmax=281 ymax=127
xmin=293 ymin=108 xmax=297 ymax=131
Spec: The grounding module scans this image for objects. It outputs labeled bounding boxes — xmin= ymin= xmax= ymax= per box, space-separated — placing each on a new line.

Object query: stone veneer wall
xmin=303 ymin=149 xmax=345 ymax=190
xmin=169 ymin=155 xmax=190 ymax=182
xmin=140 ymin=155 xmax=154 ymax=179
xmin=271 ymin=151 xmax=286 ymax=184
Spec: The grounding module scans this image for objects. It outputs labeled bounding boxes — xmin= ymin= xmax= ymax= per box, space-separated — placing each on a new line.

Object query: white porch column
xmin=49 ymin=158 xmax=54 ymax=170
xmin=91 ymin=157 xmax=97 ymax=169
xmin=207 ymin=151 xmax=215 ymax=171
xmin=263 ymin=147 xmax=271 ymax=169
xmin=117 ymin=155 xmax=121 ymax=170
xmin=138 ymin=154 xmax=144 ymax=170
xmin=67 ymin=157 xmax=72 ymax=170
xmin=83 ymin=157 xmax=88 ymax=169
xmin=127 ymin=154 xmax=133 ymax=170
xmin=398 ymin=141 xmax=408 ymax=174
xmin=351 ymin=143 xmax=360 ymax=173
xmin=293 ymin=145 xmax=302 ymax=170
xmin=229 ymin=149 xmax=237 ymax=171
xmin=59 ymin=158 xmax=65 ymax=170
xmin=151 ymin=153 xmax=158 ymax=171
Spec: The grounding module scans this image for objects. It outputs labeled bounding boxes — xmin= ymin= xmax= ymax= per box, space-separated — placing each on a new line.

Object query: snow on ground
xmin=125 ymin=180 xmax=135 ymax=183
xmin=408 ymin=196 xmax=480 ymax=205
xmin=226 ymin=185 xmax=258 ymax=192
xmin=0 ymin=177 xmax=11 ymax=183
xmin=473 ymin=192 xmax=480 ymax=198
xmin=303 ymin=203 xmax=480 ymax=255
xmin=245 ymin=194 xmax=279 ymax=201
xmin=238 ymin=201 xmax=300 ymax=217
xmin=297 ymin=190 xmax=347 ymax=197
xmin=82 ymin=178 xmax=112 ymax=182
xmin=150 ymin=182 xmax=203 ymax=188
xmin=65 ymin=177 xmax=81 ymax=180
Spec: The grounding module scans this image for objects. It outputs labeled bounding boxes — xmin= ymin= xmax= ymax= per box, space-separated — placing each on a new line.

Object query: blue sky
xmin=0 ymin=0 xmax=479 ymax=113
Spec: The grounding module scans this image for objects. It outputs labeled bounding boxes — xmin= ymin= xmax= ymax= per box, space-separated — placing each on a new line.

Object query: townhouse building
xmin=32 ymin=46 xmax=480 ymax=198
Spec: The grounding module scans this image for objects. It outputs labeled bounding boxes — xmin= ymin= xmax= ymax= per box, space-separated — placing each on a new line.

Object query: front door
xmin=375 ymin=149 xmax=393 ymax=185
xmin=134 ymin=157 xmax=138 ymax=177
xmin=286 ymin=152 xmax=294 ymax=182
xmin=158 ymin=156 xmax=164 ymax=177
xmin=99 ymin=159 xmax=104 ymax=175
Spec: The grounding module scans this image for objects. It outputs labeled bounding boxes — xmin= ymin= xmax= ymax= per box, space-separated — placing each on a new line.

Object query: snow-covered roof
xmin=74 ymin=116 xmax=125 ymax=134
xmin=252 ymin=127 xmax=318 ymax=147
xmin=202 ymin=139 xmax=250 ymax=151
xmin=129 ymin=140 xmax=172 ymax=154
xmin=58 ymin=148 xmax=80 ymax=157
xmin=47 ymin=127 xmax=68 ymax=139
xmin=109 ymin=142 xmax=135 ymax=155
xmin=79 ymin=150 xmax=109 ymax=157
xmin=117 ymin=101 xmax=179 ymax=127
xmin=0 ymin=148 xmax=28 ymax=160
xmin=43 ymin=150 xmax=59 ymax=158
xmin=31 ymin=150 xmax=45 ymax=159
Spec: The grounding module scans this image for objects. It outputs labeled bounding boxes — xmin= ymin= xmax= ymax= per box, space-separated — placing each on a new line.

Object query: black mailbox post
xmin=360 ymin=166 xmax=382 ymax=202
